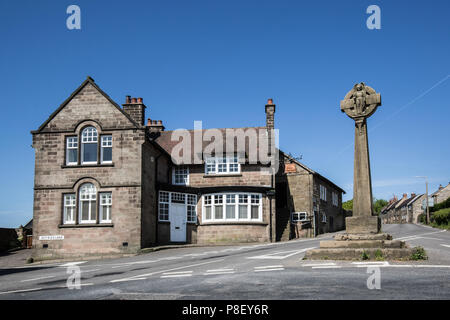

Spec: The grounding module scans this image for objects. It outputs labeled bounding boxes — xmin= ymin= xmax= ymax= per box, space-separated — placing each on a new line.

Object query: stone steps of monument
xmin=334 ymin=233 xmax=392 ymax=241
xmin=319 ymin=239 xmax=405 ymax=249
xmin=304 ymin=248 xmax=416 ymax=261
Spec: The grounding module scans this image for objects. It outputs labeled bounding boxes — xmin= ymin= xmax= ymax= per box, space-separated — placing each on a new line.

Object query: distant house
xmin=431 ymin=182 xmax=450 ymax=205
xmin=381 ymin=193 xmax=425 ymax=224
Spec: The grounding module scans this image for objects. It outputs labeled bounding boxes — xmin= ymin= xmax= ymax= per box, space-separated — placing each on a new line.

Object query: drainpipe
xmin=154 ymin=151 xmax=163 ymax=245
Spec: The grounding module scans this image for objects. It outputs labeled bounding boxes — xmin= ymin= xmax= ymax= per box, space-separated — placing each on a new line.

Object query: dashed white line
xmin=302 ymin=263 xmax=337 ymax=267
xmin=441 ymin=244 xmax=450 ymax=248
xmin=0 ymin=288 xmax=43 ymax=295
xmin=254 ymin=265 xmax=285 ymax=272
xmin=20 ymin=275 xmax=56 ymax=283
xmin=312 ymin=266 xmax=342 ymax=269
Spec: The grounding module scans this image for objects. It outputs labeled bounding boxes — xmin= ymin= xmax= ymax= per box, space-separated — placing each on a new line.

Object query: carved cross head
xmin=340 ymin=82 xmax=381 ymax=120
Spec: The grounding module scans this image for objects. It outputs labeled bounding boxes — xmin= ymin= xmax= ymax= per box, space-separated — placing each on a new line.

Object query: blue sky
xmin=0 ymin=0 xmax=449 ymax=227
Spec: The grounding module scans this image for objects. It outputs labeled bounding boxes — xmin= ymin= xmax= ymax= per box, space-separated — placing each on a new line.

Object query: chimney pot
xmin=131 ymin=97 xmax=137 ymax=104
xmin=267 ymin=98 xmax=273 ymax=105
xmin=126 ymin=95 xmax=131 ymax=104
xmin=137 ymin=97 xmax=143 ymax=103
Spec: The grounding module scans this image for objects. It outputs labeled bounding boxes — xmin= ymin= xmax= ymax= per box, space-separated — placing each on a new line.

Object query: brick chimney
xmin=147 ymin=118 xmax=165 ymax=132
xmin=123 ymin=96 xmax=146 ymax=126
xmin=438 ymin=184 xmax=443 ymax=191
xmin=411 ymin=193 xmax=416 ymax=198
xmin=265 ymin=98 xmax=275 ymax=155
xmin=402 ymin=193 xmax=407 ymax=199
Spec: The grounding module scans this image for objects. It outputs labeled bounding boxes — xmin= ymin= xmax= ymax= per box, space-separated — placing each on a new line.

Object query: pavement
xmin=0 ymin=223 xmax=449 ymax=300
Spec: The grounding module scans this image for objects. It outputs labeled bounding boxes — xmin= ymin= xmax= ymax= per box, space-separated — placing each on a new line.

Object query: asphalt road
xmin=0 ymin=223 xmax=449 ymax=300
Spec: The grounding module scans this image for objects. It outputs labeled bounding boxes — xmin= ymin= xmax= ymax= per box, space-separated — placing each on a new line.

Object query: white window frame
xmin=81 ymin=127 xmax=98 ymax=165
xmin=172 ymin=167 xmax=189 ymax=185
xmin=202 ymin=193 xmax=262 ymax=222
xmin=292 ymin=212 xmax=307 ymax=222
xmin=158 ymin=191 xmax=197 ymax=223
xmin=63 ymin=194 xmax=76 ymax=224
xmin=158 ymin=191 xmax=170 ymax=221
xmin=204 ymin=155 xmax=240 ymax=175
xmin=320 ymin=185 xmax=327 ymax=201
xmin=100 ymin=135 xmax=113 ymax=164
xmin=332 ymin=192 xmax=338 ymax=206
xmin=99 ymin=192 xmax=112 ymax=223
xmin=79 ymin=183 xmax=97 ymax=224
xmin=66 ymin=137 xmax=78 ymax=166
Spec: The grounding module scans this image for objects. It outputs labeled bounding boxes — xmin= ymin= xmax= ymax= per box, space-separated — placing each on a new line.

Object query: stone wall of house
xmin=31 ymin=82 xmax=149 ymax=260
xmin=435 ymin=184 xmax=450 ymax=204
xmin=187 ymin=164 xmax=272 ymax=187
xmin=313 ymin=175 xmax=344 ymax=234
xmin=412 ymin=195 xmax=425 ymax=223
xmin=196 ymin=195 xmax=271 ymax=244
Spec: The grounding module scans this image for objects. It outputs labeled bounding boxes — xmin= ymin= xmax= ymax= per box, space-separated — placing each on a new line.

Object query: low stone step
xmin=319 ymin=240 xmax=405 ymax=249
xmin=304 ymin=248 xmax=416 ymax=261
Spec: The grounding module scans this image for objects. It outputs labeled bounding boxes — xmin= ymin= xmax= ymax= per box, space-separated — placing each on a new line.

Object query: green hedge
xmin=430 ymin=196 xmax=450 ymax=213
xmin=431 ymin=208 xmax=450 ymax=225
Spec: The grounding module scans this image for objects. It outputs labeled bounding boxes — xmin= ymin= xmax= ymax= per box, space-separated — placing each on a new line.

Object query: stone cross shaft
xmin=340 ymin=82 xmax=381 ymax=234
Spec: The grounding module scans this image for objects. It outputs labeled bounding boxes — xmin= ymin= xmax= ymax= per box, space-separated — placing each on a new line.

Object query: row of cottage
xmin=381 ymin=182 xmax=450 ymax=224
xmin=31 ymin=77 xmax=346 ymax=260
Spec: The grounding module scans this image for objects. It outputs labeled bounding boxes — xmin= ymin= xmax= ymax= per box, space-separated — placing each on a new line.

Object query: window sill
xmin=61 ymin=163 xmax=115 ymax=169
xmin=200 ymin=221 xmax=267 ymax=226
xmin=58 ymin=223 xmax=114 ymax=228
xmin=203 ymin=174 xmax=242 ymax=178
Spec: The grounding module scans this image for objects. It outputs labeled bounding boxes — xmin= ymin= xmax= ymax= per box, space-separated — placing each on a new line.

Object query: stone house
xmin=431 ymin=182 xmax=450 ymax=205
xmin=31 ymin=77 xmax=345 ymax=260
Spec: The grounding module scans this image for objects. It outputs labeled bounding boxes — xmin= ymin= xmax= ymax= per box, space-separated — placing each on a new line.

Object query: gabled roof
xmin=154 ymin=127 xmax=267 ymax=164
xmin=398 ymin=194 xmax=424 ymax=209
xmin=31 ymin=76 xmax=141 ymax=134
xmin=280 ymin=151 xmax=346 ymax=194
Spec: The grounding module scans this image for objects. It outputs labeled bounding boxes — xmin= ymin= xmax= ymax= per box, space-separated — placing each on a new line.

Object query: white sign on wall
xmin=39 ymin=235 xmax=64 ymax=241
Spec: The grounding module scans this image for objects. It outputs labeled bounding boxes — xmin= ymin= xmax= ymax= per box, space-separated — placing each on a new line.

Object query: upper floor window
xmin=320 ymin=185 xmax=327 ymax=201
xmin=173 ymin=167 xmax=189 ymax=185
xmin=79 ymin=183 xmax=97 ymax=223
xmin=66 ymin=137 xmax=78 ymax=165
xmin=81 ymin=127 xmax=98 ymax=164
xmin=205 ymin=155 xmax=240 ymax=175
xmin=101 ymin=135 xmax=112 ymax=163
xmin=332 ymin=192 xmax=338 ymax=206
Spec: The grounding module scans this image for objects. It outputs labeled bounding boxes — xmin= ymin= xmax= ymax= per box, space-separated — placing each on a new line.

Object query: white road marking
xmin=204 ymin=271 xmax=235 ymax=275
xmin=110 ymin=259 xmax=224 ymax=283
xmin=396 ymin=230 xmax=446 ymax=241
xmin=59 ymin=261 xmax=87 ymax=267
xmin=160 ymin=274 xmax=192 ymax=278
xmin=352 ymin=261 xmax=389 ymax=265
xmin=0 ymin=288 xmax=43 ymax=295
xmin=441 ymin=244 xmax=450 ymax=248
xmin=312 ymin=266 xmax=342 ymax=269
xmin=207 ymin=268 xmax=234 ymax=272
xmin=162 ymin=271 xmax=193 ymax=275
xmin=247 ymin=247 xmax=316 ymax=260
xmin=254 ymin=268 xmax=285 ymax=272
xmin=20 ymin=275 xmax=56 ymax=282
xmin=254 ymin=265 xmax=284 ymax=269
xmin=302 ymin=263 xmax=337 ymax=267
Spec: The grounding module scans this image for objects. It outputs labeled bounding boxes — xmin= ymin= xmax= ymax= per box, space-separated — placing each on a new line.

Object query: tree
xmin=373 ymin=198 xmax=388 ymax=214
xmin=342 ymin=198 xmax=387 ymax=214
xmin=342 ymin=199 xmax=353 ymax=211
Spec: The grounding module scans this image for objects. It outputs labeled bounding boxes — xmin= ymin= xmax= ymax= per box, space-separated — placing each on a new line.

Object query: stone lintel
xmin=345 ymin=216 xmax=380 ymax=234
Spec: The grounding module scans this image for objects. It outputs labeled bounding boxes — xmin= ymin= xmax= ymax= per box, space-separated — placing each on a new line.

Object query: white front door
xmin=170 ymin=203 xmax=187 ymax=242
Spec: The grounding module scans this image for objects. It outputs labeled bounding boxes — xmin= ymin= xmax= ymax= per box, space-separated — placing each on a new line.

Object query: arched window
xmin=81 ymin=127 xmax=98 ymax=164
xmin=79 ymin=183 xmax=97 ymax=223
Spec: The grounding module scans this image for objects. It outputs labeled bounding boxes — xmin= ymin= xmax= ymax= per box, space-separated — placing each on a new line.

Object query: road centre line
xmin=21 ymin=275 xmax=56 ymax=283
xmin=0 ymin=288 xmax=44 ymax=295
xmin=396 ymin=230 xmax=446 ymax=241
xmin=254 ymin=268 xmax=285 ymax=272
xmin=441 ymin=244 xmax=450 ymax=248
xmin=254 ymin=265 xmax=284 ymax=269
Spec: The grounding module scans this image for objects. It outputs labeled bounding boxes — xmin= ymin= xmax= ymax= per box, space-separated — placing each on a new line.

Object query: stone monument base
xmin=345 ymin=216 xmax=381 ymax=234
xmin=304 ymin=233 xmax=416 ymax=261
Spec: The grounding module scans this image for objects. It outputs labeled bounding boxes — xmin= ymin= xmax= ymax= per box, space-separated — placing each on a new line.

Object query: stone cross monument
xmin=305 ymin=83 xmax=417 ymax=260
xmin=340 ymin=82 xmax=381 ymax=234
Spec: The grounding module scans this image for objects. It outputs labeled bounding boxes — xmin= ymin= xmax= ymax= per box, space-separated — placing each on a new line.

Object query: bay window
xmin=203 ymin=193 xmax=262 ymax=222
